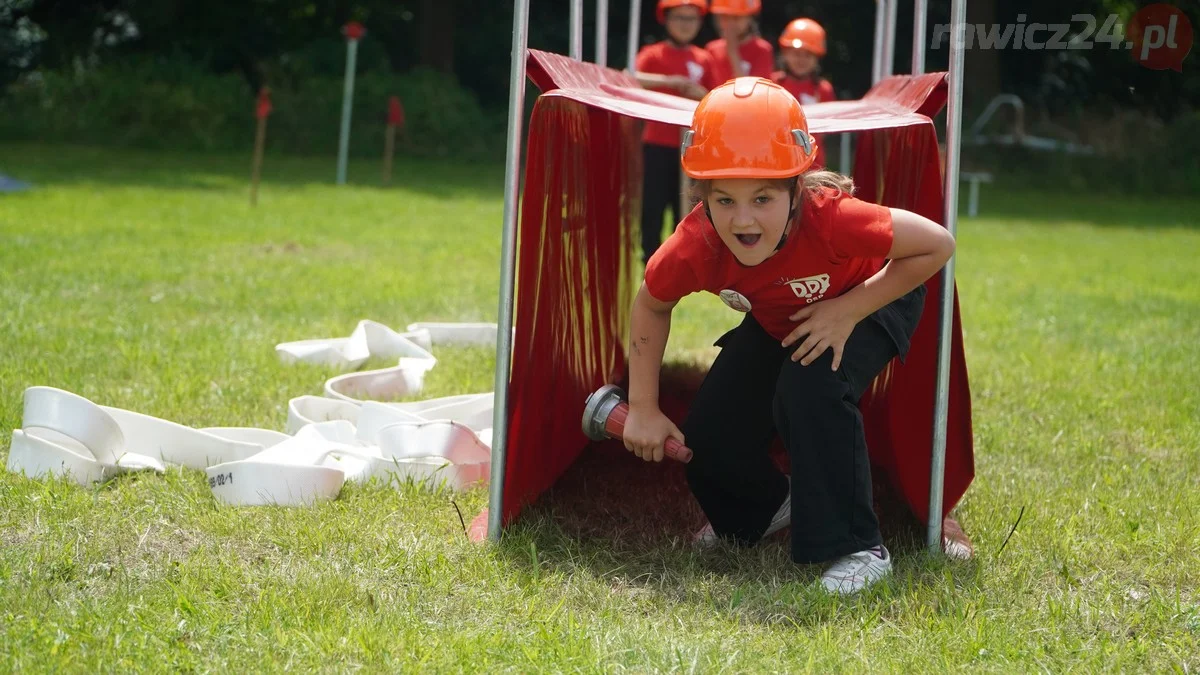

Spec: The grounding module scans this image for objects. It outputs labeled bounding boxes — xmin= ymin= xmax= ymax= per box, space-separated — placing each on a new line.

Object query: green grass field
xmin=1 ymin=142 xmax=1198 ymax=672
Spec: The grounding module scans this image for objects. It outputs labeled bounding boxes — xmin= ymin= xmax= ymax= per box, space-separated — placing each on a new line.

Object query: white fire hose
xmin=6 ymin=320 xmax=500 ymax=507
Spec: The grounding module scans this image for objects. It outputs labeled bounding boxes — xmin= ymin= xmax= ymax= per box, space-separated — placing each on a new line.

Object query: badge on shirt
xmin=719 ymin=289 xmax=752 ymax=312
xmin=686 ymin=61 xmax=705 ymax=82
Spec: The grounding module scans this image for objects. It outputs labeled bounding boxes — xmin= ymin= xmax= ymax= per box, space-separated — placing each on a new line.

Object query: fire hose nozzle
xmin=582 ymin=384 xmax=692 ymax=463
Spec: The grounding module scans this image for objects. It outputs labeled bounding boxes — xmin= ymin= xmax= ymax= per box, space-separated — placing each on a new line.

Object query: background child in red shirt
xmin=634 ymin=0 xmax=718 ymax=264
xmin=772 ymin=18 xmax=836 ymax=168
xmin=705 ymin=0 xmax=774 ymax=83
xmin=621 ymin=78 xmax=956 ymax=595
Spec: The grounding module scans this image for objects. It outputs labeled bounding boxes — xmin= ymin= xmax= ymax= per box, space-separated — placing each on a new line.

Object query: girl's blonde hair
xmin=688 ymin=169 xmax=854 ymax=205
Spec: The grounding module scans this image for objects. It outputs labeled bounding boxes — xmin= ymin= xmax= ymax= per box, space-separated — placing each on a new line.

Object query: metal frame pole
xmin=487 ymin=0 xmax=532 ymax=542
xmin=872 ymin=0 xmax=886 ymax=84
xmin=627 ymin=0 xmax=643 ymax=71
xmin=927 ymin=0 xmax=967 ymax=551
xmin=596 ymin=0 xmax=610 ymax=65
xmin=335 ymin=37 xmax=359 ymax=185
xmin=912 ymin=0 xmax=928 ymax=73
xmin=883 ymin=0 xmax=899 ymax=78
xmin=571 ymin=0 xmax=584 ymax=60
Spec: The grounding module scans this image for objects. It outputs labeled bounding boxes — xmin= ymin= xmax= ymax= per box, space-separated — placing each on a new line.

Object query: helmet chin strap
xmin=776 ymin=177 xmax=800 ymax=252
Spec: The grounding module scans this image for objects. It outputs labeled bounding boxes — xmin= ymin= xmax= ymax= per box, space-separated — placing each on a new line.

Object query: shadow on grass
xmin=494 ymin=363 xmax=983 ymax=625
xmin=0 ymin=142 xmax=506 ymax=199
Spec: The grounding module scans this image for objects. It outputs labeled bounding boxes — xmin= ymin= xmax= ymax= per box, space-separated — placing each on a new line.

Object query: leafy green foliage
xmin=0 ymin=57 xmax=500 ymax=158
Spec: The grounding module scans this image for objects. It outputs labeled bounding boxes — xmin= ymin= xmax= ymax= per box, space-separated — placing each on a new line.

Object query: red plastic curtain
xmin=496 ymin=94 xmax=639 ymax=523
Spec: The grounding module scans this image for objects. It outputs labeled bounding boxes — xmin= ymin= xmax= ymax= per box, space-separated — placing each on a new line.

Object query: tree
xmin=965 ymin=0 xmax=1001 ymax=107
xmin=418 ymin=0 xmax=454 ymax=74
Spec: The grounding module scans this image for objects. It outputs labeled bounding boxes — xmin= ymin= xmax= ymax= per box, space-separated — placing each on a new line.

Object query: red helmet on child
xmin=779 ymin=18 xmax=827 ymax=56
xmin=656 ymin=0 xmax=708 ymax=24
xmin=681 ymin=77 xmax=817 ymax=179
xmin=709 ymin=0 xmax=761 ymax=16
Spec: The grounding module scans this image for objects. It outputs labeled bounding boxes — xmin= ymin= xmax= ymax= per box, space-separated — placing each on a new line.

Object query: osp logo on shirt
xmin=788 ymin=274 xmax=831 ymax=303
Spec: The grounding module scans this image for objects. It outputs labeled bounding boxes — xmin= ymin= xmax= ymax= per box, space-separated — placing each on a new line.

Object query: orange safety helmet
xmin=681 ymin=77 xmax=817 ymax=179
xmin=708 ymin=0 xmax=761 ymax=16
xmin=779 ymin=18 xmax=827 ymax=56
xmin=657 ymin=0 xmax=707 ymax=24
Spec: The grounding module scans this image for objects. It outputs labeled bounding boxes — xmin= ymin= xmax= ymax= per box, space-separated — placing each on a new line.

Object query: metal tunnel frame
xmin=488 ymin=0 xmax=968 ymax=552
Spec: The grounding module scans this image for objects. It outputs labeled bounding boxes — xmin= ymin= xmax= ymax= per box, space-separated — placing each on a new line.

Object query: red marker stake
xmin=250 ymin=87 xmax=272 ymax=207
xmin=384 ymin=96 xmax=404 ymax=185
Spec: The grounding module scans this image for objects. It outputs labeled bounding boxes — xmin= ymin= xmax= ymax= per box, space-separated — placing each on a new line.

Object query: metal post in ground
xmin=336 ymin=22 xmax=365 ymax=185
xmin=487 ymin=0 xmax=533 ymax=541
xmin=927 ymin=0 xmax=968 ymax=552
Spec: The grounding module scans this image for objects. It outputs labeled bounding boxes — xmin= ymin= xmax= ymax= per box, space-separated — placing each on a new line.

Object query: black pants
xmin=682 ymin=286 xmax=926 ymax=564
xmin=641 ymin=143 xmax=682 ymax=264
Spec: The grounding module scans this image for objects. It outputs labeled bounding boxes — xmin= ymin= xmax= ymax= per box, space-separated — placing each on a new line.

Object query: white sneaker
xmin=763 ymin=480 xmax=791 ymax=537
xmin=694 ymin=478 xmax=790 ymax=546
xmin=820 ymin=547 xmax=893 ymax=595
xmin=693 ymin=521 xmax=719 ymax=546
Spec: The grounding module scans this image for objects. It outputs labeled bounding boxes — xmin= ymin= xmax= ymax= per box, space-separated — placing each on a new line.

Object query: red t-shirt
xmin=644 ymin=189 xmax=894 ymax=341
xmin=704 ymin=37 xmax=775 ymax=84
xmin=772 ymin=72 xmax=835 ymax=105
xmin=772 ymin=72 xmax=836 ymax=168
xmin=636 ymin=42 xmax=718 ymax=147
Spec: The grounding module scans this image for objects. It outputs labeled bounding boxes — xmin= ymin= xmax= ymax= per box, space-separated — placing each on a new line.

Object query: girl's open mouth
xmin=735 ymin=233 xmax=762 ymax=247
